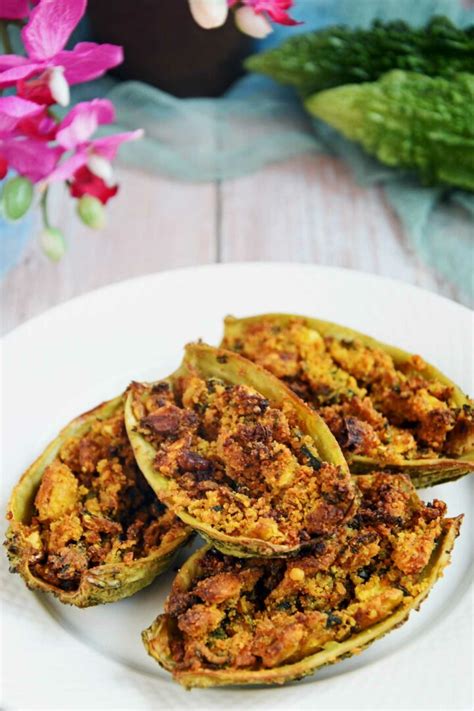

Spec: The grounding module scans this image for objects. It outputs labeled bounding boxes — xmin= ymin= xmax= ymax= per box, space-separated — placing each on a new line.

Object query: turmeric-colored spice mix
xmin=7 ymin=409 xmax=187 ymax=592
xmin=145 ymin=473 xmax=459 ymax=682
xmin=129 ymin=374 xmax=356 ymax=549
xmin=222 ymin=317 xmax=473 ymax=465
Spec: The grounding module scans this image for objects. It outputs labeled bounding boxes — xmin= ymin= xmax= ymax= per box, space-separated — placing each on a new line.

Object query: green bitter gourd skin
xmin=246 ymin=16 xmax=474 ymax=97
xmin=305 ymin=70 xmax=474 ymax=191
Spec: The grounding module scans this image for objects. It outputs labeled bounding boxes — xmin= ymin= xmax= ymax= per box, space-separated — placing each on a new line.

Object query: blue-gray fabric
xmin=1 ymin=0 xmax=473 ymax=303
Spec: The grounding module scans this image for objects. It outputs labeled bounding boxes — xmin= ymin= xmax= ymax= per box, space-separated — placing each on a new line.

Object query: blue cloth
xmin=0 ymin=211 xmax=34 ymax=278
xmin=0 ymin=171 xmax=36 ymax=277
xmin=1 ymin=0 xmax=473 ymax=304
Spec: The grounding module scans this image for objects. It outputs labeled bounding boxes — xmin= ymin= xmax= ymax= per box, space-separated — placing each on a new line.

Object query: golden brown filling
xmin=159 ymin=473 xmax=448 ymax=674
xmin=223 ymin=318 xmax=473 ymax=464
xmin=9 ymin=411 xmax=186 ymax=591
xmin=131 ymin=376 xmax=356 ymax=547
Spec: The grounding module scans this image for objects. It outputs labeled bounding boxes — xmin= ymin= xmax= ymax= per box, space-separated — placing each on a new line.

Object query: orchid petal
xmin=235 ymin=6 xmax=273 ymax=37
xmin=48 ymin=67 xmax=70 ymax=106
xmin=22 ymin=0 xmax=86 ymax=60
xmin=1 ymin=138 xmax=63 ymax=182
xmin=45 ymin=151 xmax=86 ymax=183
xmin=0 ymin=55 xmax=30 ymax=71
xmin=0 ymin=155 xmax=8 ymax=179
xmin=69 ymin=165 xmax=118 ymax=204
xmin=15 ymin=111 xmax=57 ymax=141
xmin=0 ymin=96 xmax=43 ymax=119
xmin=90 ymin=129 xmax=144 ymax=160
xmin=238 ymin=0 xmax=301 ymax=26
xmin=0 ymin=96 xmax=43 ymax=134
xmin=87 ymin=154 xmax=114 ymax=185
xmin=56 ymin=99 xmax=116 ymax=149
xmin=1 ymin=0 xmax=30 ymax=19
xmin=58 ymin=43 xmax=123 ymax=85
xmin=0 ymin=61 xmax=43 ymax=88
xmin=189 ymin=0 xmax=228 ymax=29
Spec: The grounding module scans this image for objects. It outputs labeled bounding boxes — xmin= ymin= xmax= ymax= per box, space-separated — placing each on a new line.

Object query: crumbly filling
xmin=10 ymin=411 xmax=186 ymax=591
xmin=131 ymin=376 xmax=355 ymax=547
xmin=159 ymin=473 xmax=447 ymax=673
xmin=223 ymin=318 xmax=473 ymax=464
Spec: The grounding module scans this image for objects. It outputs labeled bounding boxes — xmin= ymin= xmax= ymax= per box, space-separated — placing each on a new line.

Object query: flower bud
xmin=77 ymin=195 xmax=106 ymax=230
xmin=188 ymin=0 xmax=228 ymax=29
xmin=48 ymin=67 xmax=70 ymax=107
xmin=40 ymin=227 xmax=66 ymax=261
xmin=2 ymin=176 xmax=34 ymax=221
xmin=234 ymin=7 xmax=273 ymax=38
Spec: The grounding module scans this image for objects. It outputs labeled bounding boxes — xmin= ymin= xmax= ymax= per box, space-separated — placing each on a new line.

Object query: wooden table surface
xmin=1 ymin=153 xmax=464 ymax=336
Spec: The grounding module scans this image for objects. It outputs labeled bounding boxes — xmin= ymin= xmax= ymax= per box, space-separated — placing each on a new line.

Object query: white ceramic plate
xmin=2 ymin=263 xmax=473 ymax=711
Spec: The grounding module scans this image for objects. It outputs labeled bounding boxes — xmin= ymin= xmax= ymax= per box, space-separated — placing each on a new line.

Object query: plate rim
xmin=3 ymin=261 xmax=472 ymax=345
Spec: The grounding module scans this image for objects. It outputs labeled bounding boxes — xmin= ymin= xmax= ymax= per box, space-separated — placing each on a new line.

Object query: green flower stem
xmin=40 ymin=188 xmax=51 ymax=230
xmin=0 ymin=21 xmax=13 ymax=54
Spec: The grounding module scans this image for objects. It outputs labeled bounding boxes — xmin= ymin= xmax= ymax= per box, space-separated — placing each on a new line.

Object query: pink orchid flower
xmin=230 ymin=0 xmax=300 ymax=26
xmin=0 ymin=136 xmax=62 ymax=181
xmin=0 ymin=96 xmax=61 ymax=179
xmin=47 ymin=99 xmax=143 ymax=203
xmin=0 ymin=0 xmax=31 ymax=19
xmin=188 ymin=0 xmax=300 ymax=36
xmin=0 ymin=94 xmax=57 ymax=142
xmin=0 ymin=0 xmax=123 ymax=106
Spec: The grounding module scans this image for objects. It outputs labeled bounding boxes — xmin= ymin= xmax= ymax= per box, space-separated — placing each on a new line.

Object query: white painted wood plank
xmin=1 ymin=167 xmax=217 ymax=334
xmin=219 ymin=155 xmax=461 ymax=303
xmin=3 ymin=153 xmax=465 ymax=336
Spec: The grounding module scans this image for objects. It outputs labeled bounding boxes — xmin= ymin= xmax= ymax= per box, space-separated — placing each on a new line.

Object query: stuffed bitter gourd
xmin=222 ymin=314 xmax=474 ymax=486
xmin=125 ymin=343 xmax=356 ymax=558
xmin=143 ymin=472 xmax=462 ymax=688
xmin=5 ymin=395 xmax=192 ymax=607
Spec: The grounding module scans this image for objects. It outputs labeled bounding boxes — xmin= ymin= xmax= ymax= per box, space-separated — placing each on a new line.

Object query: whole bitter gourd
xmin=305 ymin=71 xmax=474 ymax=191
xmin=247 ymin=16 xmax=474 ymax=97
